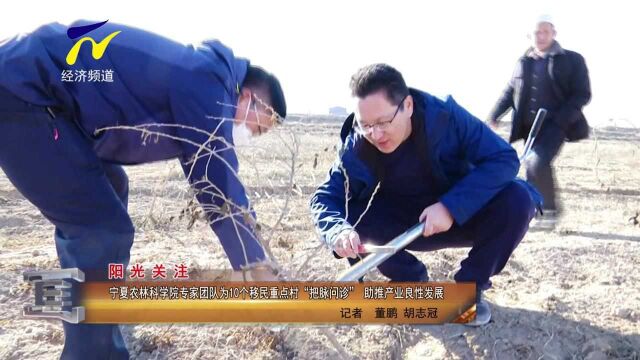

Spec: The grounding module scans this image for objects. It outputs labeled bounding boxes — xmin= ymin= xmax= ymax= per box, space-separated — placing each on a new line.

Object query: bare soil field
xmin=0 ymin=118 xmax=638 ymax=359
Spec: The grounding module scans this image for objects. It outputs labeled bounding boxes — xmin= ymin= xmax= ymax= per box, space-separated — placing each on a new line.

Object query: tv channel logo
xmin=65 ymin=20 xmax=121 ymax=66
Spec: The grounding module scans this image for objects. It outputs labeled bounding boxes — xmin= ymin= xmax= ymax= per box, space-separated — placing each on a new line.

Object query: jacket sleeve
xmin=170 ymin=66 xmax=267 ymax=271
xmin=309 ymin=145 xmax=355 ymax=248
xmin=554 ymin=52 xmax=591 ymax=128
xmin=488 ymin=63 xmax=517 ymax=123
xmin=439 ymin=97 xmax=520 ymax=224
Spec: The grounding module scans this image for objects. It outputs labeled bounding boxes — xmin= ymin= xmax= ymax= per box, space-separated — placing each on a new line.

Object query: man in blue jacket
xmin=310 ymin=64 xmax=540 ymax=326
xmin=0 ymin=20 xmax=285 ymax=359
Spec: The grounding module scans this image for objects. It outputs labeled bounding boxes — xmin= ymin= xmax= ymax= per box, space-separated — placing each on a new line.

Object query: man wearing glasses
xmin=310 ymin=64 xmax=541 ymax=326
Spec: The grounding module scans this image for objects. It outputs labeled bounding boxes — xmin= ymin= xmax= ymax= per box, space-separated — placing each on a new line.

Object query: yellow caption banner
xmin=81 ymin=282 xmax=476 ymax=324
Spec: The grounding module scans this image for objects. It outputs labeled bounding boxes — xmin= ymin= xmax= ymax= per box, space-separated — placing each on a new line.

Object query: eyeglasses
xmin=354 ymin=95 xmax=407 ymax=135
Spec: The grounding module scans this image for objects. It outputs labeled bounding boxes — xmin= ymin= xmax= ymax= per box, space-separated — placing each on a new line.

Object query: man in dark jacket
xmin=310 ymin=64 xmax=541 ymax=326
xmin=0 ymin=20 xmax=285 ymax=359
xmin=488 ymin=16 xmax=591 ymax=227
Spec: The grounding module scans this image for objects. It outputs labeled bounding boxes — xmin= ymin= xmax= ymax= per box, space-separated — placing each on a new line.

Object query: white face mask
xmin=232 ymin=121 xmax=253 ymax=146
xmin=232 ymin=98 xmax=254 ymax=146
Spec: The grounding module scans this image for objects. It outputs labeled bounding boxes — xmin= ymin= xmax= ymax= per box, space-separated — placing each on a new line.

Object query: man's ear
xmin=237 ymin=87 xmax=254 ymax=112
xmin=405 ymin=95 xmax=414 ymax=116
xmin=234 ymin=88 xmax=253 ymax=123
xmin=238 ymin=87 xmax=252 ymax=104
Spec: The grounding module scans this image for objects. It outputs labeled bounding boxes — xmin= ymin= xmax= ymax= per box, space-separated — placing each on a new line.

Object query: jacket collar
xmin=411 ymin=88 xmax=449 ymax=150
xmin=525 ymin=40 xmax=565 ymax=59
xmin=339 ymin=113 xmax=355 ymax=144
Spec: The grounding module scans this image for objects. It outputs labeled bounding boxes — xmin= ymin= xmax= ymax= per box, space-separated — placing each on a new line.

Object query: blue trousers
xmin=0 ymin=90 xmax=132 ymax=359
xmin=348 ymin=181 xmax=536 ymax=290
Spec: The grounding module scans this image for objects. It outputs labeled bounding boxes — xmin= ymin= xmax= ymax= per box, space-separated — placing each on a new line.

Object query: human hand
xmin=333 ymin=229 xmax=363 ymax=259
xmin=419 ymin=202 xmax=454 ymax=237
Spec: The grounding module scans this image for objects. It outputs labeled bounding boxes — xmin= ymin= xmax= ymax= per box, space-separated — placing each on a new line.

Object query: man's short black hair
xmin=242 ymin=65 xmax=287 ymax=120
xmin=350 ymin=63 xmax=409 ymax=107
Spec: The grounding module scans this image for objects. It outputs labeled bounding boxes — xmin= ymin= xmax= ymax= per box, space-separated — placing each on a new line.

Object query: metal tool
xmin=337 ymin=223 xmax=424 ymax=281
xmin=520 ymin=108 xmax=548 ymax=161
xmin=361 ymin=244 xmax=396 ymax=254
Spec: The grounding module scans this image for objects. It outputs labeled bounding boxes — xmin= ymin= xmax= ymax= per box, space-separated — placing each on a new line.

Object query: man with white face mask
xmin=232 ymin=82 xmax=277 ymax=146
xmin=0 ymin=20 xmax=285 ymax=359
xmin=232 ymin=66 xmax=285 ymax=145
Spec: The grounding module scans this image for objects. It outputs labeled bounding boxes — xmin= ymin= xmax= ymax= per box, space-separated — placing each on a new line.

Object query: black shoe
xmin=466 ymin=290 xmax=491 ymax=326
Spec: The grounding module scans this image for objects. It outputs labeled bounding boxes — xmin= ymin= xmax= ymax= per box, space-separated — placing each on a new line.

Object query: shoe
xmin=531 ymin=209 xmax=558 ymax=230
xmin=466 ymin=289 xmax=491 ymax=327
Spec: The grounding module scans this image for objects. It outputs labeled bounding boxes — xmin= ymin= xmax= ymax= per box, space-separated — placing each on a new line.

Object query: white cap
xmin=536 ymin=14 xmax=555 ymax=26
